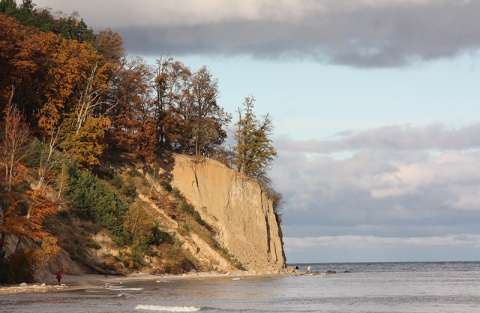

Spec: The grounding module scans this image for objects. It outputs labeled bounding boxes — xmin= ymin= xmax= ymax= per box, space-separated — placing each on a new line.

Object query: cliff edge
xmin=170 ymin=154 xmax=285 ymax=274
xmin=1 ymin=153 xmax=285 ymax=282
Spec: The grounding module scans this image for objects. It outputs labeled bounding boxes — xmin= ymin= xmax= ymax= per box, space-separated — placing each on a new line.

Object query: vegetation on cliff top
xmin=0 ymin=0 xmax=280 ymax=283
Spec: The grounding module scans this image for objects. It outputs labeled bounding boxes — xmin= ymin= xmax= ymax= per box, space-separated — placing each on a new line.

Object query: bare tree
xmin=1 ymin=86 xmax=30 ymax=236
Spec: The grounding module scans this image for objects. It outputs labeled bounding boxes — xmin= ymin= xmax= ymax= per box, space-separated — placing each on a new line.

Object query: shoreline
xmin=0 ymin=270 xmax=294 ymax=296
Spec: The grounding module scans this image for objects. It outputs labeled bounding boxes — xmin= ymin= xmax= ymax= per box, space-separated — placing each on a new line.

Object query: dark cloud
xmin=114 ymin=0 xmax=480 ymax=68
xmin=35 ymin=0 xmax=480 ymax=68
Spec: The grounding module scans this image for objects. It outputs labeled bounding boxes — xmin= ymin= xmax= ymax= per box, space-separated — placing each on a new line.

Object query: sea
xmin=1 ymin=262 xmax=480 ymax=313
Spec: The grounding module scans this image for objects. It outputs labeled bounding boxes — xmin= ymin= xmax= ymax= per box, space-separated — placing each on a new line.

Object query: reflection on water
xmin=2 ymin=262 xmax=480 ymax=313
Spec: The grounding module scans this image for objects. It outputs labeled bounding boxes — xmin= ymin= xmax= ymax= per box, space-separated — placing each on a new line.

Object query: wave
xmin=135 ymin=305 xmax=201 ymax=312
xmin=106 ymin=285 xmax=144 ymax=291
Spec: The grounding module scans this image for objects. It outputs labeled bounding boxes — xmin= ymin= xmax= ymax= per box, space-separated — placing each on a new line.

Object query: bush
xmin=179 ymin=200 xmax=208 ymax=228
xmin=0 ymin=249 xmax=9 ymax=284
xmin=148 ymin=225 xmax=168 ymax=246
xmin=110 ymin=173 xmax=124 ymax=189
xmin=26 ymin=138 xmax=42 ymax=169
xmin=122 ymin=183 xmax=137 ymax=199
xmin=160 ymin=180 xmax=173 ymax=192
xmin=172 ymin=187 xmax=182 ymax=198
xmin=65 ymin=162 xmax=131 ymax=244
xmin=7 ymin=248 xmax=37 ymax=283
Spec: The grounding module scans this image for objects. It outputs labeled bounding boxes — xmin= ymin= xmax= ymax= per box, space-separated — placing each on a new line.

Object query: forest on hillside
xmin=0 ymin=0 xmax=280 ymax=283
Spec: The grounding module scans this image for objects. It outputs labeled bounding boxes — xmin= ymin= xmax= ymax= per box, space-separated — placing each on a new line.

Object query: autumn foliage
xmin=0 ymin=1 xmax=279 ymax=282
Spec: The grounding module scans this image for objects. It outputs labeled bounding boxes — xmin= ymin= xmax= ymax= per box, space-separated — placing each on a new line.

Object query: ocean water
xmin=1 ymin=262 xmax=480 ymax=313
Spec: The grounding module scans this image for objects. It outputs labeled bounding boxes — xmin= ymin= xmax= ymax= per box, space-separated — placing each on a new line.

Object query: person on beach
xmin=56 ymin=272 xmax=62 ymax=284
xmin=307 ymin=265 xmax=311 ymax=273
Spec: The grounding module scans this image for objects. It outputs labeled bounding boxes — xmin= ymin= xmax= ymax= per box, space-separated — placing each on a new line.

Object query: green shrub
xmin=160 ymin=180 xmax=173 ymax=192
xmin=65 ymin=162 xmax=131 ymax=244
xmin=179 ymin=200 xmax=208 ymax=228
xmin=26 ymin=138 xmax=42 ymax=169
xmin=172 ymin=187 xmax=182 ymax=197
xmin=148 ymin=225 xmax=167 ymax=246
xmin=110 ymin=173 xmax=124 ymax=189
xmin=122 ymin=183 xmax=137 ymax=199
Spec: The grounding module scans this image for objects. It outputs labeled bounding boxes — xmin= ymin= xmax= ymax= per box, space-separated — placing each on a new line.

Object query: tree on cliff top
xmin=233 ymin=96 xmax=277 ymax=184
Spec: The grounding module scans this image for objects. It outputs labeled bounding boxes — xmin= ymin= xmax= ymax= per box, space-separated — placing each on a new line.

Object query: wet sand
xmin=0 ymin=270 xmax=283 ymax=296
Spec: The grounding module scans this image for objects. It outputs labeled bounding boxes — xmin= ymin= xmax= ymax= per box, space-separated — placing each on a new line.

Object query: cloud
xmin=285 ymin=234 xmax=480 ymax=250
xmin=34 ymin=0 xmax=480 ymax=67
xmin=275 ymin=122 xmax=480 ymax=153
xmin=272 ymin=122 xmax=480 ymax=254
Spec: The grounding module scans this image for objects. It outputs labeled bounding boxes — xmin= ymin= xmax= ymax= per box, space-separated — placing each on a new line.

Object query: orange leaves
xmin=39 ymin=39 xmax=106 ymax=133
xmin=0 ymin=15 xmax=38 ymax=81
xmin=0 ymin=94 xmax=57 ymax=243
xmin=3 ymin=189 xmax=58 ymax=242
xmin=108 ymin=57 xmax=154 ymax=153
xmin=0 ymin=15 xmax=59 ymax=124
xmin=96 ymin=29 xmax=124 ymax=62
xmin=27 ymin=189 xmax=57 ymax=225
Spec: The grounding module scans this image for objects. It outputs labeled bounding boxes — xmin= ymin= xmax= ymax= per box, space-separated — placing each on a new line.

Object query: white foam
xmin=135 ymin=305 xmax=201 ymax=312
xmin=107 ymin=285 xmax=144 ymax=291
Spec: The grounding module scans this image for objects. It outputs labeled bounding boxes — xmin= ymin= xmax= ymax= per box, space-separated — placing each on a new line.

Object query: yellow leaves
xmin=39 ymin=37 xmax=111 ymax=135
xmin=33 ymin=235 xmax=60 ymax=264
xmin=61 ymin=117 xmax=111 ymax=168
xmin=124 ymin=201 xmax=155 ymax=241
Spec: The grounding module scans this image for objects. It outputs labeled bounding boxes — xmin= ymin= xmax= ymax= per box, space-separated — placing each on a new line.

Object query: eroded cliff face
xmin=170 ymin=154 xmax=285 ymax=274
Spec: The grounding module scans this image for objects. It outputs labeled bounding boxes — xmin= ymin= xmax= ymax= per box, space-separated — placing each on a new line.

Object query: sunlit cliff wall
xmin=171 ymin=154 xmax=285 ymax=273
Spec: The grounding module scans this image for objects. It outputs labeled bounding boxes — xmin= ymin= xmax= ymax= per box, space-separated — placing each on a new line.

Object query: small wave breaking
xmin=135 ymin=305 xmax=201 ymax=312
xmin=106 ymin=285 xmax=144 ymax=291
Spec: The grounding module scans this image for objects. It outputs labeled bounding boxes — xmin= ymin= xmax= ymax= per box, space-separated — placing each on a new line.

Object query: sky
xmin=33 ymin=0 xmax=480 ymax=263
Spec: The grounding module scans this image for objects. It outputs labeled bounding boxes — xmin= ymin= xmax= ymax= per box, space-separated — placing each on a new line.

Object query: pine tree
xmin=234 ymin=96 xmax=277 ymax=181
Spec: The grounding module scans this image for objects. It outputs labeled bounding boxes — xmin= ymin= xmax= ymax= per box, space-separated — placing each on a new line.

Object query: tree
xmin=181 ymin=66 xmax=231 ymax=156
xmin=56 ymin=14 xmax=96 ymax=44
xmin=61 ymin=116 xmax=110 ymax=168
xmin=0 ymin=14 xmax=49 ymax=121
xmin=234 ymin=96 xmax=277 ymax=181
xmin=32 ymin=127 xmax=61 ymax=190
xmin=1 ymin=87 xmax=30 ymax=197
xmin=0 ymin=0 xmax=17 ymax=16
xmin=38 ymin=37 xmax=105 ymax=135
xmin=153 ymin=57 xmax=191 ymax=148
xmin=0 ymin=86 xmax=58 ymax=245
xmin=124 ymin=200 xmax=155 ymax=246
xmin=33 ymin=235 xmax=61 ymax=282
xmin=107 ymin=56 xmax=153 ymax=154
xmin=1 ymin=87 xmax=30 ymax=241
xmin=95 ymin=28 xmax=124 ymax=63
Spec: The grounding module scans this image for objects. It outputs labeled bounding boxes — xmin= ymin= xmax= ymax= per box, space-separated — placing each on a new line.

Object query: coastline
xmin=0 ymin=270 xmax=292 ymax=296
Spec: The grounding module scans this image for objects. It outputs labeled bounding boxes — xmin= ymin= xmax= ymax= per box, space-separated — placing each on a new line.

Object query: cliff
xmin=170 ymin=154 xmax=285 ymax=273
xmin=1 ymin=153 xmax=285 ymax=282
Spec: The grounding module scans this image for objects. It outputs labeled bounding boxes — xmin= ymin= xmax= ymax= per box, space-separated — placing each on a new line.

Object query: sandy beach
xmin=0 ymin=270 xmax=285 ymax=296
